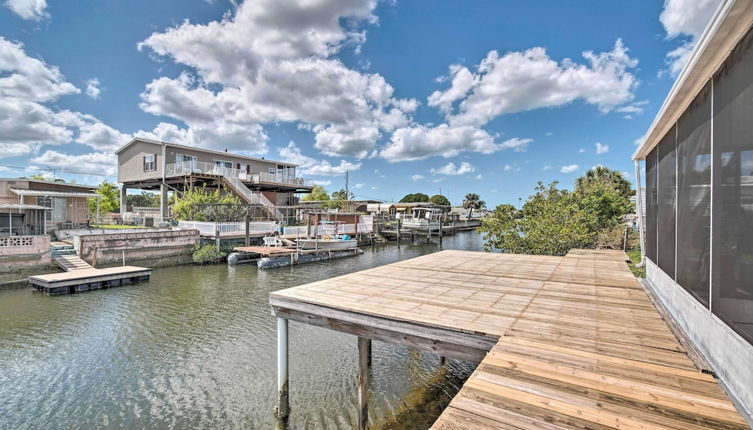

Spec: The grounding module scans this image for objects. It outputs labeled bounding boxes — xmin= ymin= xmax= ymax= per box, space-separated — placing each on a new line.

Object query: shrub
xmin=192 ymin=244 xmax=227 ymax=264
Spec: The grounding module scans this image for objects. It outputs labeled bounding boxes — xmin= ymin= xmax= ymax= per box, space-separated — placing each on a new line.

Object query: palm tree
xmin=463 ymin=193 xmax=486 ymax=219
xmin=576 ymin=166 xmax=632 ymax=198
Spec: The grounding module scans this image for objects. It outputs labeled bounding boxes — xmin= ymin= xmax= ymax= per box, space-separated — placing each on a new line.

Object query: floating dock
xmin=269 ymin=249 xmax=748 ymax=429
xmin=30 ymin=265 xmax=152 ymax=295
xmin=229 ymin=246 xmax=363 ymax=269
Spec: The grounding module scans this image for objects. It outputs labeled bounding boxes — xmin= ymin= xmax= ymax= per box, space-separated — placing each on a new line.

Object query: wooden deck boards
xmin=270 ymin=249 xmax=749 ymax=429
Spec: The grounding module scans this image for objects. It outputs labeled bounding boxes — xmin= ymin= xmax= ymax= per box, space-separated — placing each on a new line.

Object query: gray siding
xmin=118 ymin=141 xmax=163 ymax=183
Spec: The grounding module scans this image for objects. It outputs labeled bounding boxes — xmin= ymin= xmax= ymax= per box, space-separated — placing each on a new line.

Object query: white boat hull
xmin=297 ymin=239 xmax=357 ymax=250
xmin=402 ymin=220 xmax=440 ymax=230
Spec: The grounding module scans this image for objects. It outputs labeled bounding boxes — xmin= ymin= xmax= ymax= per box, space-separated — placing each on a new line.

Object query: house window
xmin=144 ymin=154 xmax=156 ymax=172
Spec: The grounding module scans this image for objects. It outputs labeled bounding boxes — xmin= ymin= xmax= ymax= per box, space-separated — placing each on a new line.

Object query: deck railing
xmin=165 ymin=161 xmax=312 ymax=187
xmin=178 ymin=220 xmax=279 ymax=236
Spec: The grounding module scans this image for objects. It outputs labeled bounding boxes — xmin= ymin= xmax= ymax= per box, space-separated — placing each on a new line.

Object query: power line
xmin=0 ymin=164 xmax=113 ymax=177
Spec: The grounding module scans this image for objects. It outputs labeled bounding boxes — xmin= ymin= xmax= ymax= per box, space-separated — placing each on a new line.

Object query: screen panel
xmin=657 ymin=127 xmax=677 ymax=278
xmin=645 ymin=147 xmax=658 ymax=263
xmin=712 ymin=26 xmax=753 ymax=345
xmin=676 ymin=82 xmax=711 ymax=306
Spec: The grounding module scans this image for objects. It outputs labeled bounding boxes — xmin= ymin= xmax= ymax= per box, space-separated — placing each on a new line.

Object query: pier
xmin=269 ymin=249 xmax=748 ymax=429
xmin=29 ymin=265 xmax=152 ymax=295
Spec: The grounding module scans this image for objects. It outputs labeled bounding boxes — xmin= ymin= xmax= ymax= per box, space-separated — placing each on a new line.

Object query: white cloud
xmin=595 ymin=142 xmax=609 ymax=154
xmin=278 ymin=141 xmax=360 ymax=176
xmin=31 ymin=150 xmax=117 ymax=176
xmin=374 ymin=169 xmax=386 ymax=178
xmin=578 ymin=148 xmax=586 ymax=153
xmin=353 ymin=183 xmax=365 ymax=189
xmin=615 ymin=99 xmax=648 ymax=115
xmin=560 ymin=164 xmax=580 ymax=173
xmin=137 ymin=0 xmax=416 ymax=159
xmin=381 ymin=124 xmax=530 ymax=162
xmin=410 ymin=174 xmax=424 ymax=181
xmin=429 ymin=39 xmax=638 ymax=127
xmin=634 ymin=133 xmax=646 ymax=146
xmin=0 ymin=142 xmax=36 ymax=158
xmin=310 ymin=179 xmax=331 ymax=186
xmin=85 ymin=78 xmax=101 ymax=99
xmin=499 ymin=137 xmax=533 ymax=152
xmin=542 ymin=164 xmax=553 ymax=171
xmin=431 ymin=161 xmax=475 ymax=176
xmin=660 ymin=0 xmax=721 ymax=75
xmin=0 ymin=38 xmax=79 ymax=102
xmin=474 ymin=174 xmax=483 ymax=180
xmin=4 ymin=0 xmax=48 ymax=21
xmin=504 ymin=164 xmax=521 ymax=172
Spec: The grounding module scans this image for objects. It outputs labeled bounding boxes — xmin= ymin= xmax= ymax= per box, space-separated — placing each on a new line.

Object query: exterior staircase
xmin=222 ymin=176 xmax=284 ymax=221
xmin=50 ymin=242 xmax=76 ymax=258
xmin=54 ymin=255 xmax=93 ymax=272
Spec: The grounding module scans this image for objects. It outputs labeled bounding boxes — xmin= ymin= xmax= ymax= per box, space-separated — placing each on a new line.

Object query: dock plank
xmin=269 ymin=249 xmax=749 ymax=429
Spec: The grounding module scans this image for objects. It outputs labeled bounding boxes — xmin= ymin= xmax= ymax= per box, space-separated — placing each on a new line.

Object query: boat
xmin=296 ymin=238 xmax=357 ymax=250
xmin=296 ymin=220 xmax=357 ymax=250
xmin=401 ymin=207 xmax=443 ymax=230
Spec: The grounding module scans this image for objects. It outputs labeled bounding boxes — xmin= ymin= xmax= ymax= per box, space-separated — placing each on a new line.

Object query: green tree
xmin=126 ymin=191 xmax=160 ymax=209
xmin=27 ymin=174 xmax=49 ymax=181
xmin=171 ymin=186 xmax=246 ymax=221
xmin=400 ymin=193 xmax=430 ymax=203
xmin=429 ymin=194 xmax=451 ymax=206
xmin=479 ymin=182 xmax=594 ymax=255
xmin=324 ymin=188 xmax=354 ymax=210
xmin=574 ymin=167 xmax=633 ymax=232
xmin=88 ymin=181 xmax=120 ymax=217
xmin=462 ymin=193 xmax=486 ymax=218
xmin=302 ymin=185 xmax=330 ymax=202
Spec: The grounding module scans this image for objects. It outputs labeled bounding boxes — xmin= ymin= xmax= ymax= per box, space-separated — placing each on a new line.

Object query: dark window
xmin=657 ymin=126 xmax=677 ymax=278
xmin=712 ymin=26 xmax=753 ymax=344
xmin=645 ymin=147 xmax=658 ymax=263
xmin=676 ymin=82 xmax=711 ymax=306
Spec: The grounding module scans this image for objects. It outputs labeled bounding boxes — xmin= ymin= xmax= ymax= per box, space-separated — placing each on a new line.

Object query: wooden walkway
xmin=270 ymin=249 xmax=749 ymax=429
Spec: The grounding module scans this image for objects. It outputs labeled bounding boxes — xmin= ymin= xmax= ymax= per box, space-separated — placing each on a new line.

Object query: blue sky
xmin=0 ymin=0 xmax=720 ymax=206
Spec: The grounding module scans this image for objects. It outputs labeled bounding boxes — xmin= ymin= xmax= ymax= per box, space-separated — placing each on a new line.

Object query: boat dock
xmin=30 ymin=265 xmax=152 ymax=295
xmin=229 ymin=245 xmax=363 ymax=269
xmin=269 ymin=249 xmax=748 ymax=429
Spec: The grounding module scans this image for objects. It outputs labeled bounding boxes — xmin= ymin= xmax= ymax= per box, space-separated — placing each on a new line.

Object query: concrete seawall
xmin=76 ymin=229 xmax=199 ymax=268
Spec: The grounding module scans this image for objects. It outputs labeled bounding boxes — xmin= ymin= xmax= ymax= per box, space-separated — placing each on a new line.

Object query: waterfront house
xmin=633 ymin=0 xmax=753 ymax=420
xmin=0 ymin=178 xmax=99 ymax=235
xmin=115 ymin=138 xmax=314 ymax=223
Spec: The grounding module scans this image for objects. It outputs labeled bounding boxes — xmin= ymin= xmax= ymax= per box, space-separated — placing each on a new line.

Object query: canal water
xmin=0 ymin=232 xmax=484 ymax=429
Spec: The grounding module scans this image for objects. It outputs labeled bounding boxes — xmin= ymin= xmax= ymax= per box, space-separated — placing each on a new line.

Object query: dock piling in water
xmin=357 ymin=337 xmax=371 ymax=430
xmin=276 ymin=317 xmax=289 ymax=423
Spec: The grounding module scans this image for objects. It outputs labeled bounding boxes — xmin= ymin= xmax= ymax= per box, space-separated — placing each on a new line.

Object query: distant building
xmin=115 ymin=138 xmax=314 ymax=223
xmin=633 ymin=0 xmax=753 ymax=420
xmin=0 ymin=178 xmax=99 ymax=235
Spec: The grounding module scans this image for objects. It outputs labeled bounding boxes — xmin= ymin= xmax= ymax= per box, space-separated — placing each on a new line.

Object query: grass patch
xmin=627 ymin=248 xmax=645 ymax=278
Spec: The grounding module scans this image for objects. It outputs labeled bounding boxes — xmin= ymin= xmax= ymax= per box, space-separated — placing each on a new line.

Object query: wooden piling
xmin=245 ymin=215 xmax=250 ymax=246
xmin=439 ymin=219 xmax=443 ymax=245
xmin=396 ymin=219 xmax=401 ymax=245
xmin=358 ymin=337 xmax=371 ymax=430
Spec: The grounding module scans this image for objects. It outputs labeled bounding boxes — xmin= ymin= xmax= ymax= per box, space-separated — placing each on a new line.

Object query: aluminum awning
xmin=10 ymin=188 xmax=99 ymax=198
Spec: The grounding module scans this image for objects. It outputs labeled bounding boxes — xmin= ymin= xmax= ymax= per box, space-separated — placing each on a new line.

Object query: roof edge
xmin=632 ymin=0 xmax=753 ymax=160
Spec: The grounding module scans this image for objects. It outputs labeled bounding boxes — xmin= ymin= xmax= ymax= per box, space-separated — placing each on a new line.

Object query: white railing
xmin=283 ymin=222 xmax=373 ymax=237
xmin=179 ymin=220 xmax=279 ymax=236
xmin=223 ymin=176 xmax=284 ymax=220
xmin=165 ymin=161 xmax=311 ymax=187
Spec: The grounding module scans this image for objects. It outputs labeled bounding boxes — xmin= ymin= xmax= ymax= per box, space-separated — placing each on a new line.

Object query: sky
xmin=0 ymin=0 xmax=722 ymax=206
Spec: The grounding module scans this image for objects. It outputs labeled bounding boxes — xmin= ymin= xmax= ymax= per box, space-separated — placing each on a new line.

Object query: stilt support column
xmin=358 ymin=336 xmax=371 ymax=430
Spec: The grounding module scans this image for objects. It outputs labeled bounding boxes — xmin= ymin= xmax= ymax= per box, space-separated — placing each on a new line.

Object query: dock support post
xmin=276 ymin=317 xmax=290 ymax=422
xmin=120 ymin=186 xmax=127 ymax=217
xmin=215 ymin=227 xmax=221 ymax=252
xmin=396 ymin=219 xmax=401 ymax=245
xmin=439 ymin=219 xmax=443 ymax=245
xmin=358 ymin=337 xmax=371 ymax=430
xmin=245 ymin=214 xmax=250 ymax=246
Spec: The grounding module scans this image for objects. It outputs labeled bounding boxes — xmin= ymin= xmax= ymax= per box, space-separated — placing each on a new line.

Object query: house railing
xmin=283 ymin=222 xmax=373 ymax=237
xmin=165 ymin=161 xmax=312 ymax=187
xmin=178 ymin=220 xmax=279 ymax=236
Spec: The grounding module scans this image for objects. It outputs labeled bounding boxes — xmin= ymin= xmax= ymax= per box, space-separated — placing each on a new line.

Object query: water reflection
xmin=0 ymin=232 xmax=483 ymax=429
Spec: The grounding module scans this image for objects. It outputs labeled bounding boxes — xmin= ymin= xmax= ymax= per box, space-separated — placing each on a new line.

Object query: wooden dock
xmin=269 ymin=249 xmax=749 ymax=429
xmin=29 ymin=266 xmax=152 ymax=295
xmin=230 ymin=245 xmax=363 ymax=268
